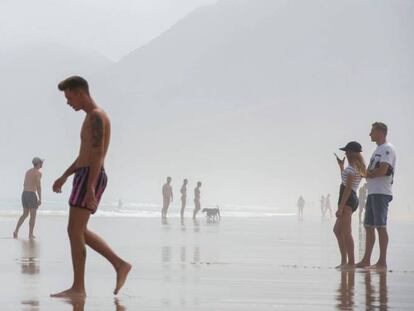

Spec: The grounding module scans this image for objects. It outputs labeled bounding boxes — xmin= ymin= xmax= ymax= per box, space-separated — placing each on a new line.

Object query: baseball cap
xmin=339 ymin=141 xmax=362 ymax=153
xmin=32 ymin=157 xmax=44 ymax=166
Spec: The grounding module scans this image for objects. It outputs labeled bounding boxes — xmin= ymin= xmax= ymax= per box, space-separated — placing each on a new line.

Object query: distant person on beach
xmin=356 ymin=122 xmax=396 ymax=271
xmin=162 ymin=176 xmax=173 ymax=219
xmin=333 ymin=141 xmax=366 ymax=269
xmin=358 ymin=183 xmax=368 ymax=224
xmin=320 ymin=195 xmax=326 ymax=218
xmin=51 ymin=76 xmax=131 ymax=299
xmin=193 ymin=181 xmax=202 ymax=220
xmin=117 ymin=199 xmax=123 ymax=210
xmin=325 ymin=194 xmax=333 ymax=218
xmin=180 ymin=179 xmax=188 ymax=219
xmin=13 ymin=157 xmax=43 ymax=239
xmin=297 ymin=195 xmax=305 ymax=220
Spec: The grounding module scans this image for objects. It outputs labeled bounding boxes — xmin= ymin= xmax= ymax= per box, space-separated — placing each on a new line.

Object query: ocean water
xmin=0 ymin=199 xmax=295 ymax=218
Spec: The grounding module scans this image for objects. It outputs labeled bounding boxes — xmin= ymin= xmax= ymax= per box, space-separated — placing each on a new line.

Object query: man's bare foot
xmin=335 ymin=261 xmax=347 ymax=269
xmin=114 ymin=262 xmax=132 ymax=295
xmin=50 ymin=288 xmax=86 ymax=299
xmin=340 ymin=263 xmax=355 ymax=271
xmin=355 ymin=261 xmax=370 ymax=268
xmin=13 ymin=232 xmax=18 ymax=239
xmin=367 ymin=264 xmax=387 ymax=272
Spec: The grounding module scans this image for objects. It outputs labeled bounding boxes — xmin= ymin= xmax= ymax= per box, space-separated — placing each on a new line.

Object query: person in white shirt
xmin=334 ymin=141 xmax=366 ymax=270
xmin=356 ymin=122 xmax=396 ymax=271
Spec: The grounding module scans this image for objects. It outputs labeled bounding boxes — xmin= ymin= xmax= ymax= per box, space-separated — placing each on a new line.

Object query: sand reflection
xmin=20 ymin=239 xmax=40 ymax=275
xmin=21 ymin=299 xmax=40 ymax=311
xmin=336 ymin=270 xmax=355 ymax=310
xmin=365 ymin=271 xmax=388 ymax=310
xmin=55 ymin=297 xmax=127 ymax=311
xmin=58 ymin=297 xmax=85 ymax=311
xmin=161 ymin=246 xmax=200 ymax=264
xmin=193 ymin=219 xmax=200 ymax=233
xmin=335 ymin=269 xmax=388 ymax=310
xmin=114 ymin=297 xmax=127 ymax=311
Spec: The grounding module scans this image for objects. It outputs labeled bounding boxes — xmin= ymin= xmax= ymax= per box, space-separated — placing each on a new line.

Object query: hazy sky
xmin=0 ymin=0 xmax=412 ymax=215
xmin=0 ymin=0 xmax=217 ymax=61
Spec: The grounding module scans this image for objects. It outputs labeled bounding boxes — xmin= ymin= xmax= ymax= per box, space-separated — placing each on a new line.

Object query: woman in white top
xmin=334 ymin=141 xmax=366 ymax=270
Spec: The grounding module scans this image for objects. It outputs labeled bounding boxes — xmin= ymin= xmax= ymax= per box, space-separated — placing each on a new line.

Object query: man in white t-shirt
xmin=356 ymin=122 xmax=396 ymax=271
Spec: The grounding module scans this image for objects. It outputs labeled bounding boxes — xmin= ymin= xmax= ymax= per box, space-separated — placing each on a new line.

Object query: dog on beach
xmin=202 ymin=205 xmax=221 ymax=223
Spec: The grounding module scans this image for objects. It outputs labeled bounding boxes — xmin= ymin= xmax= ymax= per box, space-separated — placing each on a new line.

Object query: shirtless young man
xmin=193 ymin=181 xmax=202 ymax=220
xmin=51 ymin=76 xmax=131 ymax=299
xmin=180 ymin=179 xmax=188 ymax=219
xmin=13 ymin=157 xmax=43 ymax=239
xmin=162 ymin=177 xmax=173 ymax=219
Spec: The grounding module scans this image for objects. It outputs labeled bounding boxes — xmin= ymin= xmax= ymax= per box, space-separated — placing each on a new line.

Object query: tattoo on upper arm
xmin=91 ymin=114 xmax=104 ymax=148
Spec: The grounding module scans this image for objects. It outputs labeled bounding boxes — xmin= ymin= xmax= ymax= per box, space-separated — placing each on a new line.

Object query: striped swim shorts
xmin=69 ymin=167 xmax=108 ymax=214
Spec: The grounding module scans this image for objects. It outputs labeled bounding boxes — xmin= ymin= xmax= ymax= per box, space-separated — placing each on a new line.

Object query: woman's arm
xmin=337 ymin=173 xmax=355 ymax=217
xmin=336 ymin=156 xmax=345 ymax=173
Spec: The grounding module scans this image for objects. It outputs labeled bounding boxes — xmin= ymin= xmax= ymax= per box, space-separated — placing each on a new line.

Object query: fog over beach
xmin=0 ymin=0 xmax=413 ymax=210
xmin=0 ymin=0 xmax=413 ymax=310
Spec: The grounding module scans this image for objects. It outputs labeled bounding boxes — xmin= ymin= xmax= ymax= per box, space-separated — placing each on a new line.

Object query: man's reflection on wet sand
xmin=61 ymin=297 xmax=85 ymax=311
xmin=162 ymin=246 xmax=172 ymax=264
xmin=193 ymin=219 xmax=200 ymax=233
xmin=55 ymin=297 xmax=127 ymax=311
xmin=336 ymin=270 xmax=355 ymax=310
xmin=365 ymin=270 xmax=388 ymax=311
xmin=161 ymin=246 xmax=200 ymax=264
xmin=114 ymin=298 xmax=127 ymax=311
xmin=20 ymin=239 xmax=40 ymax=275
xmin=20 ymin=299 xmax=39 ymax=311
xmin=336 ymin=269 xmax=388 ymax=310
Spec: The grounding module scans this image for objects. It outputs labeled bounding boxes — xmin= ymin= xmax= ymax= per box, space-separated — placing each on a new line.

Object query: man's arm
xmin=85 ymin=111 xmax=105 ymax=209
xmin=53 ymin=157 xmax=78 ymax=193
xmin=37 ymin=172 xmax=42 ymax=205
xmin=366 ymin=162 xmax=390 ymax=179
xmin=61 ymin=158 xmax=79 ymax=179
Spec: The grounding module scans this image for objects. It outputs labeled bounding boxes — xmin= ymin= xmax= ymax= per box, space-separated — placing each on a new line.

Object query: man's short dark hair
xmin=58 ymin=76 xmax=89 ymax=94
xmin=372 ymin=122 xmax=388 ymax=135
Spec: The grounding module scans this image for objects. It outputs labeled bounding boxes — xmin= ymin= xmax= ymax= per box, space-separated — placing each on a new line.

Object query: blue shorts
xmin=364 ymin=194 xmax=393 ymax=228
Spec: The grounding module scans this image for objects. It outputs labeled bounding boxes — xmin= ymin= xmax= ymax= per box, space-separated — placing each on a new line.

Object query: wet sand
xmin=0 ymin=215 xmax=413 ymax=310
